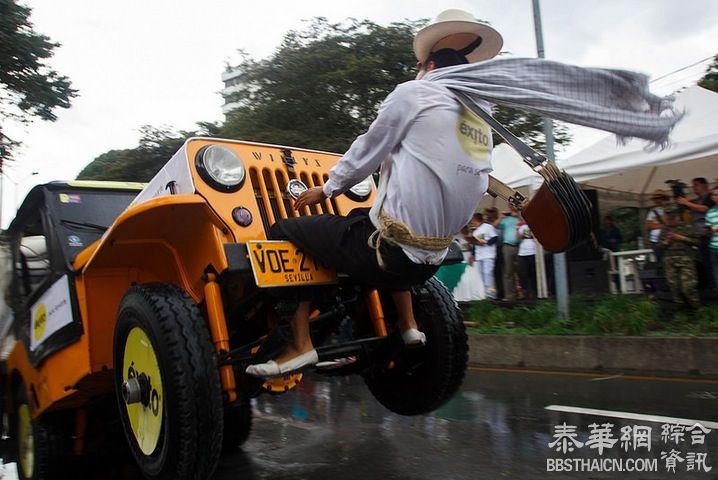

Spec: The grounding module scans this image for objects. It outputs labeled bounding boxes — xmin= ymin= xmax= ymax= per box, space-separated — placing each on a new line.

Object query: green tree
xmin=219 ymin=18 xmax=421 ymax=153
xmin=698 ymin=54 xmax=718 ymax=93
xmin=76 ymin=125 xmax=213 ymax=181
xmin=220 ymin=17 xmax=570 ymax=154
xmin=0 ymin=0 xmax=77 ymax=166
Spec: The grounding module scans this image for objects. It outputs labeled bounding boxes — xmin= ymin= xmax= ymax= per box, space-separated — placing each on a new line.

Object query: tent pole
xmin=533 ymin=0 xmax=569 ymax=318
xmin=529 ymin=178 xmax=548 ymax=298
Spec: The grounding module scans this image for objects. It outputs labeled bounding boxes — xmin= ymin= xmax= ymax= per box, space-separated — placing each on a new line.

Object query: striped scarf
xmin=426 ymin=57 xmax=683 ymax=149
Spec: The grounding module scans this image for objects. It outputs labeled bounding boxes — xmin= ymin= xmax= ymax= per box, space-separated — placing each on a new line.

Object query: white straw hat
xmin=413 ymin=9 xmax=503 ymax=64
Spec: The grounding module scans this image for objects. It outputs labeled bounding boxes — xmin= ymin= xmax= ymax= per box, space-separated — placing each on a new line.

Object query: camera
xmin=665 ymin=179 xmax=687 ymax=198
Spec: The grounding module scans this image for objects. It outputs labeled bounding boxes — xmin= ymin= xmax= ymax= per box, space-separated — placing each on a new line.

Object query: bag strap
xmin=650 ymin=208 xmax=664 ymax=225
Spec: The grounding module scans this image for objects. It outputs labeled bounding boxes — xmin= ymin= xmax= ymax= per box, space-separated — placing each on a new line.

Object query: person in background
xmin=705 ymin=186 xmax=718 ymax=291
xmin=516 ymin=217 xmax=537 ymax=299
xmin=484 ymin=207 xmax=500 ymax=228
xmin=676 ymin=177 xmax=716 ymax=288
xmin=458 ymin=225 xmax=473 ymax=261
xmin=484 ymin=207 xmax=503 ymax=300
xmin=645 ymin=189 xmax=669 ymax=263
xmin=660 ymin=204 xmax=701 ymax=310
xmin=599 ymin=215 xmax=623 ymax=252
xmin=497 ymin=205 xmax=520 ymax=301
xmin=451 ymin=219 xmax=485 ymax=302
xmin=472 ymin=212 xmax=498 ymax=300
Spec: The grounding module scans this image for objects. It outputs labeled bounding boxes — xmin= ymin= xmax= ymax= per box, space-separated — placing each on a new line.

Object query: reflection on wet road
xmin=217 ymin=369 xmax=718 ymax=480
xmin=2 ymin=369 xmax=716 ymax=479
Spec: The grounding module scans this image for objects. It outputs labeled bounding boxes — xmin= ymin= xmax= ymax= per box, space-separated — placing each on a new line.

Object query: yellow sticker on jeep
xmin=247 ymin=241 xmax=337 ymax=288
xmin=33 ymin=304 xmax=47 ymax=341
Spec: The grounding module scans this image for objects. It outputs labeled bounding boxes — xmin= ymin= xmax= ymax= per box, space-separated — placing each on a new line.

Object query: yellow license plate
xmin=247 ymin=241 xmax=337 ymax=288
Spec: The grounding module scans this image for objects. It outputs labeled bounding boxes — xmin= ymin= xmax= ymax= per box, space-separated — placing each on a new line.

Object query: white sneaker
xmin=401 ymin=329 xmax=426 ymax=346
xmin=245 ymin=349 xmax=318 ymax=378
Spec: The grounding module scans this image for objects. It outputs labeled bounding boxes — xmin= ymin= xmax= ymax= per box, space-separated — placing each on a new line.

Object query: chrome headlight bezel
xmin=195 ymin=145 xmax=246 ymax=193
xmin=346 ymin=176 xmax=374 ymax=202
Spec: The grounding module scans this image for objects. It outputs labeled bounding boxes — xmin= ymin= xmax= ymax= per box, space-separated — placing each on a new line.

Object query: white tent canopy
xmin=559 ymin=85 xmax=718 ymax=196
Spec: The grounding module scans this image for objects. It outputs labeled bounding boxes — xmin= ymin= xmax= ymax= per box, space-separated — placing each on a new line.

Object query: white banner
xmin=30 ymin=275 xmax=73 ymax=352
xmin=131 ymin=142 xmax=194 ymax=206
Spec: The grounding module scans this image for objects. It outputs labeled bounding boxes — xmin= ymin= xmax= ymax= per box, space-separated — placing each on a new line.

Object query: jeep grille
xmin=249 ymin=167 xmax=340 ymax=234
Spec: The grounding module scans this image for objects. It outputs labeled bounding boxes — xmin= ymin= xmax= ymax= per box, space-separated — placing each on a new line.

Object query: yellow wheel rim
xmin=17 ymin=403 xmax=33 ymax=479
xmin=123 ymin=327 xmax=164 ymax=455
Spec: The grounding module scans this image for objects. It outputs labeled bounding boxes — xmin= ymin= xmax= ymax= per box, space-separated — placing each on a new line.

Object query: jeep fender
xmin=76 ymin=194 xmax=233 ymax=372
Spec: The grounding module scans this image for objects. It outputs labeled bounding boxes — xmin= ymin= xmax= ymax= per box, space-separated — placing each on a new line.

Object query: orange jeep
xmin=0 ymin=138 xmax=467 ymax=479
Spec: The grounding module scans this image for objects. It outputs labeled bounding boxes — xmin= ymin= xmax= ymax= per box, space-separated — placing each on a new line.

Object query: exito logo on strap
xmin=33 ymin=303 xmax=47 ymax=341
xmin=456 ymin=108 xmax=492 ymax=160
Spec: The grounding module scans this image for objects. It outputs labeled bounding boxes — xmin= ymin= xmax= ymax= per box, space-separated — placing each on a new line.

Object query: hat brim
xmin=414 ymin=20 xmax=503 ymax=64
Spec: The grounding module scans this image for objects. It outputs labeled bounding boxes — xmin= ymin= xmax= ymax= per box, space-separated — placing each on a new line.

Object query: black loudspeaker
xmin=567 ymin=188 xmax=602 ymax=261
xmin=639 ymin=261 xmax=669 ymax=294
xmin=568 ymin=259 xmax=610 ymax=294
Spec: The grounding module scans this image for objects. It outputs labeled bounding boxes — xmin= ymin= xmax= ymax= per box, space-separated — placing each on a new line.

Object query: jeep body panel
xmin=1 ymin=182 xmax=144 ymax=416
xmin=1 ymin=137 xmax=376 ymax=418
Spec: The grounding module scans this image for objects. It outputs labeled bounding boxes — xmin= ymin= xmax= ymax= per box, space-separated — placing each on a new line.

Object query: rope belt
xmin=367 ymin=210 xmax=454 ymax=268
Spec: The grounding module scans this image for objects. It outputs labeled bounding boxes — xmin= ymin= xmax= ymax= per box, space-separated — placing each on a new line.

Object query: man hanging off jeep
xmin=246 ymin=8 xmax=683 ymax=377
xmin=246 ymin=9 xmax=502 ymax=377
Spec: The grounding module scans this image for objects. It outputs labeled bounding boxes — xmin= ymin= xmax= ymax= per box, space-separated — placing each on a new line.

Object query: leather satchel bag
xmin=452 ymin=89 xmax=594 ymax=252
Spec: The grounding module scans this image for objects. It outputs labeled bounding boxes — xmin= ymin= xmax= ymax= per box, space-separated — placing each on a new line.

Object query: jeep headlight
xmin=346 ymin=176 xmax=374 ymax=201
xmin=195 ymin=145 xmax=246 ymax=192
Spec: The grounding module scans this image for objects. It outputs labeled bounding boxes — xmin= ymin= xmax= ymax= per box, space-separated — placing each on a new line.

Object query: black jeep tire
xmin=11 ymin=383 xmax=68 ymax=480
xmin=113 ymin=283 xmax=223 ymax=480
xmin=221 ymin=400 xmax=252 ymax=452
xmin=363 ymin=277 xmax=468 ymax=415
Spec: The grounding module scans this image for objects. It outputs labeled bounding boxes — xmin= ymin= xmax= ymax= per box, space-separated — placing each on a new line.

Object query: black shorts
xmin=270 ymin=208 xmax=438 ymax=291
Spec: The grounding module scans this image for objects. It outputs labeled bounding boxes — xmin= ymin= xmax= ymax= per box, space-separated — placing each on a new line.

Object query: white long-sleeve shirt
xmin=322 ymin=79 xmax=493 ymax=265
xmin=473 ymin=223 xmax=498 ymax=260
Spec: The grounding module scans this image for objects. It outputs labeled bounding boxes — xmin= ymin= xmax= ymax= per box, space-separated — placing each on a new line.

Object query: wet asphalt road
xmin=2 ymin=368 xmax=717 ymax=479
xmin=216 ymin=369 xmax=718 ymax=480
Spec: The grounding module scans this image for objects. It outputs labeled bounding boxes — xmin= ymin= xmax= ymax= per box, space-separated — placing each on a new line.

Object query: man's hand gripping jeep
xmin=0 ymin=138 xmax=467 ymax=479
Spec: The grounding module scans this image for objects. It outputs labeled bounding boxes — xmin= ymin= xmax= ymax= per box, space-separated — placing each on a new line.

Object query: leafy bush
xmin=695 ymin=306 xmax=718 ymax=334
xmin=589 ymin=295 xmax=653 ymax=335
xmin=464 ymin=295 xmax=713 ymax=336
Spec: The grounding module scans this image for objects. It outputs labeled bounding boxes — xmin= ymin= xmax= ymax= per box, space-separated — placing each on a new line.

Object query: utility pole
xmin=532 ymin=0 xmax=570 ymax=319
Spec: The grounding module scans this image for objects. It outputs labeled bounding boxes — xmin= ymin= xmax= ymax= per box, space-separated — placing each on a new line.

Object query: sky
xmin=2 ymin=0 xmax=717 ymax=225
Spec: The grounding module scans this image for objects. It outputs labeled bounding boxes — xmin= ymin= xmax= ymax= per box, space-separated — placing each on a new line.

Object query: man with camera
xmin=659 ymin=203 xmax=701 ymax=310
xmin=676 ymin=177 xmax=716 ymax=288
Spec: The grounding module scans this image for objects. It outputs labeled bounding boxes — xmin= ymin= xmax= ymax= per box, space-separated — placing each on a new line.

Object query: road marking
xmin=589 ymin=374 xmax=624 ymax=382
xmin=545 ymin=405 xmax=718 ymax=429
xmin=469 ymin=366 xmax=718 ymax=384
